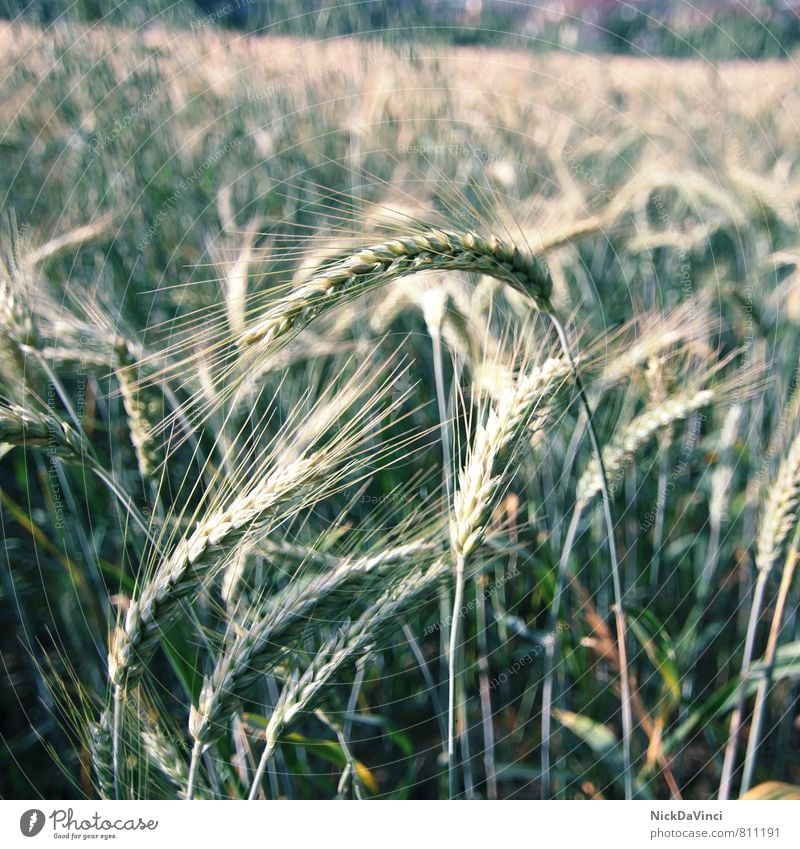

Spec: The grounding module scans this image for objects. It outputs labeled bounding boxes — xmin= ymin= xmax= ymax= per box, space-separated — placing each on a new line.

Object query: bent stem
xmin=548 ymin=312 xmax=633 ymax=800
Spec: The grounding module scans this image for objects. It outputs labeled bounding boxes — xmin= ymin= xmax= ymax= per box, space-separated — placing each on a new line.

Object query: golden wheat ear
xmin=237 ymin=228 xmax=553 ymax=351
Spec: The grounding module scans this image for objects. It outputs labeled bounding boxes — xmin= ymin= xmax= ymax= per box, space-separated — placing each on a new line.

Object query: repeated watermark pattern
xmin=423 ymin=565 xmax=520 ymax=636
xmin=89 ymin=84 xmax=159 ymax=154
xmin=398 ymin=141 xmax=528 ymax=174
xmin=247 ymin=55 xmax=380 ymax=103
xmin=487 ymin=621 xmax=570 ymax=690
xmin=137 ymin=136 xmax=244 ymax=252
xmin=562 ymin=144 xmax=615 ymax=199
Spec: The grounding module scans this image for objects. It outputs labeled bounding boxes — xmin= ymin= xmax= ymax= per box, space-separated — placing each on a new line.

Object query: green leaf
xmin=629 ymin=608 xmax=680 ymax=714
xmin=554 ymin=709 xmax=652 ymax=799
xmin=664 ymin=641 xmax=800 ymax=754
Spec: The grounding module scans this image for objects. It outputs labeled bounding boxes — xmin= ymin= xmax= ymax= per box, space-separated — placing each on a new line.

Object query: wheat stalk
xmin=543 ymin=379 xmax=722 ymax=798
xmin=741 ymin=522 xmax=800 ymax=795
xmin=721 ymin=426 xmax=800 ymax=799
xmin=238 ymin=225 xmax=635 ymax=796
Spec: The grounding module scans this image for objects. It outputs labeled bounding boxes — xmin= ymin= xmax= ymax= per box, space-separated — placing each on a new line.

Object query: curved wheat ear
xmin=452 ymin=356 xmax=570 ymax=558
xmin=756 ymin=430 xmax=800 ymax=574
xmin=240 ymin=559 xmax=448 ymax=800
xmin=576 ymin=389 xmax=715 ymax=505
xmin=239 ymin=229 xmax=552 ymax=349
xmin=188 ymin=538 xmax=434 ymax=752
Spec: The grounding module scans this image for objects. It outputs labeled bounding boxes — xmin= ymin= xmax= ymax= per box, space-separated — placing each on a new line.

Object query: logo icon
xmin=19 ymin=810 xmax=45 ymax=837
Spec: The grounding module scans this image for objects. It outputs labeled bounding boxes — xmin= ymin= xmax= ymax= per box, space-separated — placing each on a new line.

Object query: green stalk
xmin=548 ymin=313 xmax=633 ymax=800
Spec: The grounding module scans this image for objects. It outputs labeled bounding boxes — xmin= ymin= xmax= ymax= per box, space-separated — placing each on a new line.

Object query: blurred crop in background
xmin=1 ymin=0 xmax=800 ymax=801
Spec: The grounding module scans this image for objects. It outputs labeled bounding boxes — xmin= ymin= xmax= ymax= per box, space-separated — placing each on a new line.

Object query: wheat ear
xmin=576 ymin=389 xmax=715 ymax=505
xmin=451 ymin=356 xmax=569 ymax=559
xmin=244 ymin=559 xmax=448 ymax=800
xmin=138 ymin=708 xmax=190 ymax=791
xmin=109 ymin=441 xmax=397 ymax=795
xmin=0 ymin=402 xmax=90 ymax=458
xmin=447 ymin=356 xmax=567 ymax=797
xmin=720 ymin=427 xmax=800 ymax=798
xmin=88 ymin=710 xmax=115 ymax=800
xmin=114 ymin=337 xmax=163 ymax=479
xmin=187 ymin=538 xmax=434 ymax=760
xmin=111 ymin=448 xmax=352 ymax=690
xmin=755 ymin=430 xmax=800 ymax=576
xmin=238 ymin=229 xmax=552 ymax=350
xmin=241 ymin=226 xmax=628 ymax=798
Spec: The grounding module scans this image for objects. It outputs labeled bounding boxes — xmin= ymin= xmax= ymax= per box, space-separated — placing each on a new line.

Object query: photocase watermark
xmin=423 ymin=565 xmax=520 ymax=636
xmin=89 ymin=84 xmax=159 ymax=154
xmin=562 ymin=144 xmax=615 ymax=200
xmin=487 ymin=621 xmax=569 ymax=690
xmin=19 ymin=809 xmax=45 ymax=837
xmin=398 ymin=141 xmax=528 ymax=174
xmin=247 ymin=55 xmax=380 ymax=103
xmin=18 ymin=807 xmax=158 ymax=838
xmin=137 ymin=136 xmax=244 ymax=252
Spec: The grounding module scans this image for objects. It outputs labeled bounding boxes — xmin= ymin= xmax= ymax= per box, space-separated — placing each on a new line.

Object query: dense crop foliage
xmin=1 ymin=9 xmax=800 ymax=800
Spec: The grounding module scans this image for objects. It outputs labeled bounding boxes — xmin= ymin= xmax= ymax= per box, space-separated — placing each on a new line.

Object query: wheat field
xmin=2 ymin=6 xmax=800 ymax=803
